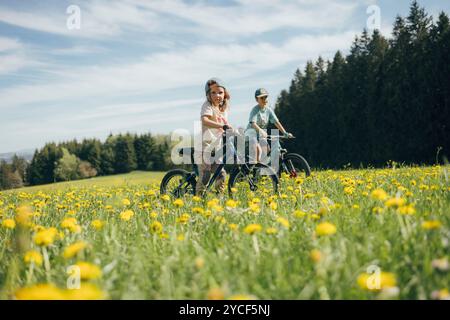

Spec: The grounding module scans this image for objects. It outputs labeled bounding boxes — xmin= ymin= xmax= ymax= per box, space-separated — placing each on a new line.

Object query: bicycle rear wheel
xmin=228 ymin=163 xmax=278 ymax=197
xmin=160 ymin=169 xmax=196 ymax=197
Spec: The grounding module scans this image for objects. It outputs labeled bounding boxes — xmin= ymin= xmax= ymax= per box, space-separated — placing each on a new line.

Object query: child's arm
xmin=274 ymin=121 xmax=293 ymax=138
xmin=251 ymin=122 xmax=267 ymax=138
xmin=202 ymin=115 xmax=232 ymax=130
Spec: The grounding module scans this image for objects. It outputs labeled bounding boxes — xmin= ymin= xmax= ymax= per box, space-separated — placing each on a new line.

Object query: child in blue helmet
xmin=245 ymin=88 xmax=292 ymax=163
xmin=194 ymin=77 xmax=233 ymax=196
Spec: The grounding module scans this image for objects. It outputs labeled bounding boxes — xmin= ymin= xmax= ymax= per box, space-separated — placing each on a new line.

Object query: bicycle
xmin=160 ymin=132 xmax=279 ymax=198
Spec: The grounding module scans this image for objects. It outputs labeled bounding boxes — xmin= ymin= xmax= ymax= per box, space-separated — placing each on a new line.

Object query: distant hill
xmin=0 ymin=149 xmax=35 ymax=163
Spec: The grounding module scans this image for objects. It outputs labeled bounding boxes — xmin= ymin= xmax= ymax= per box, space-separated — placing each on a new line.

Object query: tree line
xmin=275 ymin=1 xmax=450 ymax=168
xmin=0 ymin=133 xmax=174 ymax=190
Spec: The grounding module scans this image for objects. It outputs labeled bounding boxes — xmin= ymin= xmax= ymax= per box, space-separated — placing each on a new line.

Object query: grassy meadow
xmin=0 ymin=165 xmax=449 ymax=300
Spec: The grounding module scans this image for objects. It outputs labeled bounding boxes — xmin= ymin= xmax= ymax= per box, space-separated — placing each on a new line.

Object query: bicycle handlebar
xmin=265 ymin=135 xmax=296 ymax=140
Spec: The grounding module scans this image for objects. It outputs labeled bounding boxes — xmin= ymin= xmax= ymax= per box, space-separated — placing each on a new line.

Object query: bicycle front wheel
xmin=280 ymin=153 xmax=311 ymax=179
xmin=160 ymin=169 xmax=196 ymax=197
xmin=228 ymin=163 xmax=278 ymax=198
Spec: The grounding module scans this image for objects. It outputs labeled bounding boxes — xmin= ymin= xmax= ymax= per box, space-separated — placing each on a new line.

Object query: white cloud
xmin=0 ymin=31 xmax=356 ymax=109
xmin=0 ymin=0 xmax=360 ymax=40
xmin=0 ymin=54 xmax=30 ymax=75
xmin=49 ymin=45 xmax=106 ymax=55
xmin=133 ymin=0 xmax=360 ymax=36
xmin=0 ymin=36 xmax=22 ymax=52
xmin=0 ymin=1 xmax=159 ymax=39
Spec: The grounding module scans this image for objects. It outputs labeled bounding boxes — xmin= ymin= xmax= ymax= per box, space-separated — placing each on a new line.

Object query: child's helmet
xmin=255 ymin=88 xmax=269 ymax=99
xmin=205 ymin=77 xmax=227 ymax=95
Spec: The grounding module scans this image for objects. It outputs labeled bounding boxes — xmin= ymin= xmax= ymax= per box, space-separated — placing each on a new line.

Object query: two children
xmin=195 ymin=79 xmax=290 ymax=196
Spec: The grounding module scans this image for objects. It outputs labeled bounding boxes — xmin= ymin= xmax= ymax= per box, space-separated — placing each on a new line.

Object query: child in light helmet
xmin=194 ymin=77 xmax=233 ymax=196
xmin=245 ymin=88 xmax=292 ymax=163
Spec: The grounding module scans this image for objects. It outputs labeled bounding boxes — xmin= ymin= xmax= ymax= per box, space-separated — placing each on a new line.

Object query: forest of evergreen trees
xmin=0 ymin=133 xmax=174 ymax=189
xmin=275 ymin=1 xmax=449 ymax=168
xmin=1 ymin=1 xmax=449 ymax=190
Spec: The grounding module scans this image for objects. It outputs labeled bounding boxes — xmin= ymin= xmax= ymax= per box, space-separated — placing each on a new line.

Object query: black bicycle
xmin=160 ymin=133 xmax=279 ymax=197
xmin=264 ymin=135 xmax=311 ymax=179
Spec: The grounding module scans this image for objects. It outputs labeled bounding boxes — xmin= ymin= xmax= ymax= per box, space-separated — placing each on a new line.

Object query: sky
xmin=0 ymin=0 xmax=449 ymax=153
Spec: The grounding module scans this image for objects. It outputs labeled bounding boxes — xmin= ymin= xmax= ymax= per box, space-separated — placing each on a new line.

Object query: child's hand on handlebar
xmin=259 ymin=130 xmax=268 ymax=138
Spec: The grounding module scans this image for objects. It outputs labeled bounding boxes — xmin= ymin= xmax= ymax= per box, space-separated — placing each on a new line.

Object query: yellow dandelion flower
xmin=192 ymin=196 xmax=202 ymax=202
xmin=265 ymin=227 xmax=278 ymax=235
xmin=149 ymin=211 xmax=158 ymax=218
xmin=63 ymin=241 xmax=88 ymax=259
xmin=34 ymin=227 xmax=58 ymax=246
xmin=161 ymin=194 xmax=170 ymax=202
xmin=269 ymin=202 xmax=278 ymax=211
xmin=344 ymin=186 xmax=354 ymax=195
xmin=173 ymin=198 xmax=184 ymax=207
xmin=422 ymin=220 xmax=442 ymax=230
xmin=2 ymin=218 xmax=16 ymax=229
xmin=192 ymin=207 xmax=205 ymax=215
xmin=24 ymin=250 xmax=43 ymax=266
xmin=91 ymin=220 xmax=104 ymax=230
xmin=75 ymin=261 xmax=102 ymax=280
xmin=276 ymin=217 xmax=290 ymax=229
xmin=228 ymin=223 xmax=238 ymax=231
xmin=207 ymin=287 xmax=225 ymax=300
xmin=15 ymin=284 xmax=65 ymax=300
xmin=69 ymin=224 xmax=82 ymax=233
xmin=64 ymin=283 xmax=106 ymax=300
xmin=122 ymin=198 xmax=131 ymax=206
xmin=316 ymin=222 xmax=337 ymax=236
xmin=225 ymin=199 xmax=238 ymax=209
xmin=177 ymin=234 xmax=185 ymax=241
xmin=228 ymin=294 xmax=257 ymax=300
xmin=372 ymin=207 xmax=384 ymax=214
xmin=248 ymin=203 xmax=260 ymax=214
xmin=150 ymin=221 xmax=163 ymax=233
xmin=15 ymin=205 xmax=33 ymax=226
xmin=397 ymin=205 xmax=416 ymax=215
xmin=293 ymin=210 xmax=307 ymax=218
xmin=310 ymin=249 xmax=322 ymax=263
xmin=243 ymin=224 xmax=262 ymax=235
xmin=385 ymin=197 xmax=406 ymax=208
xmin=176 ymin=213 xmax=190 ymax=224
xmin=119 ymin=209 xmax=134 ymax=221
xmin=61 ymin=217 xmax=78 ymax=229
xmin=357 ymin=272 xmax=397 ymax=291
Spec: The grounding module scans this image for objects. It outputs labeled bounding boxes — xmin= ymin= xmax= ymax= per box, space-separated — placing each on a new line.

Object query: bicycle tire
xmin=280 ymin=153 xmax=311 ymax=178
xmin=228 ymin=163 xmax=279 ymax=197
xmin=160 ymin=169 xmax=196 ymax=197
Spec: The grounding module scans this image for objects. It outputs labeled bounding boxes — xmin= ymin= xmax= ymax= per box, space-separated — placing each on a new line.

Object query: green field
xmin=0 ymin=166 xmax=449 ymax=300
xmin=3 ymin=171 xmax=166 ymax=193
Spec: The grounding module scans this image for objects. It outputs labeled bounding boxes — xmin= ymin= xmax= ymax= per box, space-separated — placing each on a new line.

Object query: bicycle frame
xmin=202 ymin=133 xmax=256 ymax=192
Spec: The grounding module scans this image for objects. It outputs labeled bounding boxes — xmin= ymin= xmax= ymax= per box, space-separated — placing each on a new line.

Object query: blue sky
xmin=1 ymin=0 xmax=449 ymax=153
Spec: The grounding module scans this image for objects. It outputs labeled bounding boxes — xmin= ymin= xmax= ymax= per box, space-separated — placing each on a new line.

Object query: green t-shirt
xmin=246 ymin=105 xmax=279 ymax=132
